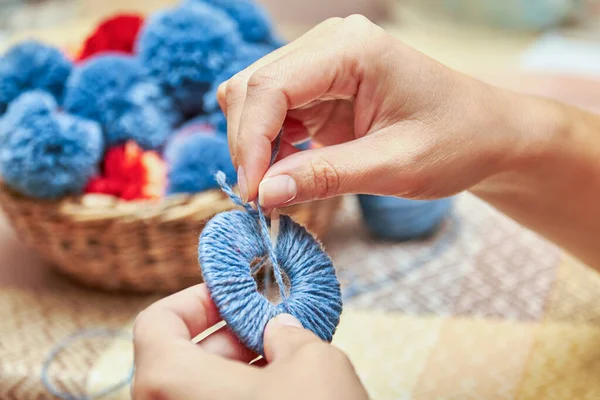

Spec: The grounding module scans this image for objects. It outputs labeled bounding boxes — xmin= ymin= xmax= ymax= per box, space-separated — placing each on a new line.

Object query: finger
xmin=133 ymin=342 xmax=263 ymax=400
xmin=199 ymin=324 xmax=258 ymax=363
xmin=217 ymin=16 xmax=343 ymax=115
xmin=133 ymin=284 xmax=220 ymax=347
xmin=263 ymin=313 xmax=324 ymax=363
xmin=133 ymin=287 xmax=264 ymax=399
xmin=222 ymin=17 xmax=344 ymax=169
xmin=237 ymin=18 xmax=384 ymax=201
xmin=258 ymin=129 xmax=413 ymax=208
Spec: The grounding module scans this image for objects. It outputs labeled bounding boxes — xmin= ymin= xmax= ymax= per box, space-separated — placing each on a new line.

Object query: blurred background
xmin=1 ymin=1 xmax=600 ymax=399
xmin=2 ymin=0 xmax=600 ymax=100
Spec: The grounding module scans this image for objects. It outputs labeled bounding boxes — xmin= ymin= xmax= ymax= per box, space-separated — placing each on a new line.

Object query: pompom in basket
xmin=0 ymin=3 xmax=342 ymax=293
xmin=0 ymin=183 xmax=340 ymax=292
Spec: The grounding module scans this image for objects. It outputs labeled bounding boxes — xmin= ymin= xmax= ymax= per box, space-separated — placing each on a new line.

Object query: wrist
xmin=471 ymin=88 xmax=568 ymax=196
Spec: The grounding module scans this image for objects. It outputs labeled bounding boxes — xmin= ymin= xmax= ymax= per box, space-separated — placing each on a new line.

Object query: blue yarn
xmin=203 ymin=42 xmax=275 ymax=113
xmin=136 ymin=3 xmax=242 ymax=117
xmin=358 ymin=195 xmax=453 ymax=241
xmin=0 ymin=91 xmax=104 ymax=199
xmin=41 ymin=329 xmax=133 ymax=400
xmin=63 ymin=54 xmax=179 ymax=150
xmin=0 ymin=40 xmax=73 ymax=115
xmin=199 ymin=171 xmax=342 ymax=355
xmin=185 ymin=0 xmax=280 ymax=45
xmin=166 ymin=134 xmax=237 ymax=194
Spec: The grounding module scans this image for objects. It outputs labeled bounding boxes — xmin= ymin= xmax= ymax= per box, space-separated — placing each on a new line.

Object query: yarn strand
xmin=214 ymin=130 xmax=289 ymax=305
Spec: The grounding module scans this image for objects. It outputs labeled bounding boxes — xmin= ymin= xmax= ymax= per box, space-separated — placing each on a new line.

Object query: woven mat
xmin=1 ymin=194 xmax=600 ymax=399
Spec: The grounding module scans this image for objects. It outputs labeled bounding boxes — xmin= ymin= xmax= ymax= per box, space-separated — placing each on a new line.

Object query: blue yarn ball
xmin=0 ymin=91 xmax=104 ymax=199
xmin=137 ymin=3 xmax=241 ymax=117
xmin=64 ymin=54 xmax=179 ymax=149
xmin=166 ymin=134 xmax=236 ymax=194
xmin=199 ymin=210 xmax=342 ymax=355
xmin=186 ymin=0 xmax=279 ymax=45
xmin=0 ymin=40 xmax=73 ymax=115
xmin=358 ymin=195 xmax=453 ymax=241
xmin=203 ymin=42 xmax=275 ymax=113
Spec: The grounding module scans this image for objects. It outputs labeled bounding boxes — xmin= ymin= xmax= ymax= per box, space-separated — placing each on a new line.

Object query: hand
xmin=132 ymin=284 xmax=368 ymax=400
xmin=218 ymin=15 xmax=534 ymax=208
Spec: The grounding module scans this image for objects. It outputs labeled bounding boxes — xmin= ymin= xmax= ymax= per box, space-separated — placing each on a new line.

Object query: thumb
xmin=263 ymin=313 xmax=323 ymax=363
xmin=258 ymin=133 xmax=405 ymax=208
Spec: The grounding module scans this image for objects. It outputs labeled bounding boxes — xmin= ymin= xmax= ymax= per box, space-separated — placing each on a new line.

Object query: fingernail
xmin=238 ymin=166 xmax=248 ymax=203
xmin=259 ymin=175 xmax=297 ymax=208
xmin=273 ymin=313 xmax=302 ymax=328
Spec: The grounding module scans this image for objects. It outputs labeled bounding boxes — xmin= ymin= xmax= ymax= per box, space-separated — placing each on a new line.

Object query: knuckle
xmin=246 ymin=70 xmax=280 ymax=93
xmin=225 ymin=73 xmax=249 ymax=102
xmin=344 ymin=14 xmax=375 ymax=31
xmin=323 ymin=16 xmax=344 ymax=25
xmin=342 ymin=14 xmax=386 ymax=44
xmin=308 ymin=157 xmax=341 ymax=199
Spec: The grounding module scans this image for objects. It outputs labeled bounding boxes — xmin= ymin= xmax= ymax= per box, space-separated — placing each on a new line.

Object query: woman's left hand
xmin=132 ymin=284 xmax=368 ymax=400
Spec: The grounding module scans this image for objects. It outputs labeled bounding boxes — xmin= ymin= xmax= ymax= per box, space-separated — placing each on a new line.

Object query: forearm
xmin=473 ymin=92 xmax=600 ymax=270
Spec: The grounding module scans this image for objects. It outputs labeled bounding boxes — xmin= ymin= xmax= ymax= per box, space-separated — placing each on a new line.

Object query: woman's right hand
xmin=218 ymin=15 xmax=541 ymax=209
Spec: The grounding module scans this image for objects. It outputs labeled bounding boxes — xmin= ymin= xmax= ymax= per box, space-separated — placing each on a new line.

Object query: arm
xmin=473 ymin=95 xmax=600 ymax=269
xmin=218 ymin=15 xmax=600 ymax=270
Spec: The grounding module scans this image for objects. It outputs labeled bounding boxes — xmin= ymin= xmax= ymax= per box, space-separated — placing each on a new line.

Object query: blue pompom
xmin=63 ymin=54 xmax=179 ymax=149
xmin=208 ymin=111 xmax=227 ymax=134
xmin=0 ymin=40 xmax=73 ymax=115
xmin=203 ymin=42 xmax=275 ymax=112
xmin=137 ymin=4 xmax=241 ymax=117
xmin=0 ymin=91 xmax=104 ymax=199
xmin=166 ymin=134 xmax=236 ymax=194
xmin=63 ymin=54 xmax=145 ymax=121
xmin=186 ymin=0 xmax=279 ymax=45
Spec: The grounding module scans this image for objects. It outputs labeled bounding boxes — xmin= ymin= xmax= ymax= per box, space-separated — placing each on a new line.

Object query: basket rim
xmin=0 ymin=180 xmax=238 ymax=223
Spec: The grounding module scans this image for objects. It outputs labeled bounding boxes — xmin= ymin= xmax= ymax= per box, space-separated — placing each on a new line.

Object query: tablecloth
xmin=2 ymin=193 xmax=600 ymax=399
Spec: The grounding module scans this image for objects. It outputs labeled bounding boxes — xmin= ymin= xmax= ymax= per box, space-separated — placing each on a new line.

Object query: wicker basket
xmin=0 ymin=182 xmax=340 ymax=292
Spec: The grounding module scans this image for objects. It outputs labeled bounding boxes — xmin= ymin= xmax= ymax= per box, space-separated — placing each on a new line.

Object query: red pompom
xmin=85 ymin=141 xmax=167 ymax=201
xmin=77 ymin=14 xmax=144 ymax=62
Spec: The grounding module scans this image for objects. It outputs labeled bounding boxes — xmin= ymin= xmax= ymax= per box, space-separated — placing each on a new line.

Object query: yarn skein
xmin=198 ymin=135 xmax=342 ymax=355
xmin=358 ymin=195 xmax=453 ymax=241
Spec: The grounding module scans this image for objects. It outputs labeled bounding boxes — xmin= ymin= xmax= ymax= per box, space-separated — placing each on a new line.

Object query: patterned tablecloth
xmin=1 ymin=193 xmax=600 ymax=399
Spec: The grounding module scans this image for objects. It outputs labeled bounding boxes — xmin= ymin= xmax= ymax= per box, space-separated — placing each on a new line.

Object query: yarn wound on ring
xmin=198 ymin=171 xmax=342 ymax=356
